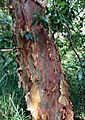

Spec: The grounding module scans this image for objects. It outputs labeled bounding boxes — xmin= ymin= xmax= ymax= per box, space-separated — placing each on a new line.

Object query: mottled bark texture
xmin=10 ymin=0 xmax=74 ymax=119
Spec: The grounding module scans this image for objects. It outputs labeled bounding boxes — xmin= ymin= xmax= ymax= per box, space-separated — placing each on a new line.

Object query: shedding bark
xmin=10 ymin=0 xmax=74 ymax=119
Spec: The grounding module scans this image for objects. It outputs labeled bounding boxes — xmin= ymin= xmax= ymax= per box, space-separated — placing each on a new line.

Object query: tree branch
xmin=63 ymin=23 xmax=82 ymax=65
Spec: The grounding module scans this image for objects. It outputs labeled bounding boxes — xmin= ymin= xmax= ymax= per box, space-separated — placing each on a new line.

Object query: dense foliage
xmin=0 ymin=0 xmax=85 ymax=119
xmin=0 ymin=9 xmax=31 ymax=120
xmin=47 ymin=0 xmax=85 ymax=117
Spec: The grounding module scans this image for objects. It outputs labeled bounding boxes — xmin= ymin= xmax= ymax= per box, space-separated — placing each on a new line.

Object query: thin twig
xmin=0 ymin=48 xmax=14 ymax=52
xmin=0 ymin=47 xmax=22 ymax=52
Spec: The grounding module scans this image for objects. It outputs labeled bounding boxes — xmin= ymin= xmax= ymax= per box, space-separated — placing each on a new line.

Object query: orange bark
xmin=10 ymin=0 xmax=74 ymax=119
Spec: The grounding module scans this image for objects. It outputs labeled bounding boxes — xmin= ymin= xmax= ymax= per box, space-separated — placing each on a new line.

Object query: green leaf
xmin=59 ymin=1 xmax=66 ymax=8
xmin=23 ymin=32 xmax=34 ymax=41
xmin=3 ymin=58 xmax=13 ymax=69
xmin=31 ymin=19 xmax=37 ymax=26
xmin=29 ymin=33 xmax=34 ymax=41
xmin=42 ymin=20 xmax=48 ymax=29
xmin=81 ymin=60 xmax=85 ymax=67
xmin=0 ymin=37 xmax=2 ymax=42
xmin=0 ymin=74 xmax=7 ymax=83
xmin=24 ymin=32 xmax=30 ymax=40
xmin=77 ymin=70 xmax=83 ymax=80
xmin=42 ymin=16 xmax=48 ymax=24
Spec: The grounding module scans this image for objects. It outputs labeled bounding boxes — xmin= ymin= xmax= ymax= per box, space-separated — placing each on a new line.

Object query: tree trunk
xmin=10 ymin=0 xmax=74 ymax=119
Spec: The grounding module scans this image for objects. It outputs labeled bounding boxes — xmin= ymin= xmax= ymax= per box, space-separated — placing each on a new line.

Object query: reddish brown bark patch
xmin=11 ymin=0 xmax=74 ymax=119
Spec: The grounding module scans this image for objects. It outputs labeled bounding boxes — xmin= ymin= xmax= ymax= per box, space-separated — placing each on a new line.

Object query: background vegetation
xmin=0 ymin=0 xmax=85 ymax=119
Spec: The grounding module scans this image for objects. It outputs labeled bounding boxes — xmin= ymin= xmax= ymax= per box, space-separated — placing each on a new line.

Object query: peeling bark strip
xmin=10 ymin=0 xmax=74 ymax=119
